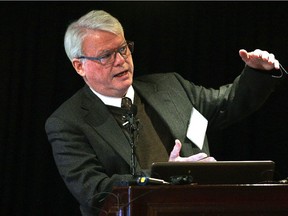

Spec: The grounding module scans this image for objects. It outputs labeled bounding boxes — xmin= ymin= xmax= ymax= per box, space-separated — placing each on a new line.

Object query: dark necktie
xmin=121 ymin=97 xmax=132 ymax=110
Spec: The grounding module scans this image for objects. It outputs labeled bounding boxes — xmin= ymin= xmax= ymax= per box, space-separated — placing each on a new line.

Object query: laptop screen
xmin=150 ymin=161 xmax=275 ymax=184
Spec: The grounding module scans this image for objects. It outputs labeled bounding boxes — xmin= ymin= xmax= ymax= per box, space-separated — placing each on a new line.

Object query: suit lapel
xmin=133 ymin=80 xmax=192 ymax=143
xmin=80 ymin=74 xmax=199 ymax=166
xmin=81 ymin=86 xmax=132 ymax=165
xmin=134 ymin=76 xmax=209 ymax=156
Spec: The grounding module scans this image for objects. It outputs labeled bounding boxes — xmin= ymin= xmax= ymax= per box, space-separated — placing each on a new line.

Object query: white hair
xmin=64 ymin=10 xmax=124 ymax=61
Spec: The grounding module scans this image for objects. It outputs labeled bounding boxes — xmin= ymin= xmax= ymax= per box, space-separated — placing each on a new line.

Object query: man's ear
xmin=72 ymin=58 xmax=85 ymax=77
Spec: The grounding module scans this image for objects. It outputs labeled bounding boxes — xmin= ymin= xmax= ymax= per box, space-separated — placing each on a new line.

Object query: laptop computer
xmin=150 ymin=160 xmax=275 ymax=184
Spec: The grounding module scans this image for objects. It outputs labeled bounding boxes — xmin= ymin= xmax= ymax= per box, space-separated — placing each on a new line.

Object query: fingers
xmin=198 ymin=156 xmax=217 ymax=162
xmin=169 ymin=139 xmax=217 ymax=162
xmin=174 ymin=152 xmax=216 ymax=162
xmin=169 ymin=139 xmax=182 ymax=161
xmin=239 ymin=48 xmax=280 ymax=70
xmin=184 ymin=152 xmax=208 ymax=162
xmin=264 ymin=53 xmax=280 ymax=69
xmin=253 ymin=49 xmax=277 ymax=64
xmin=239 ymin=49 xmax=248 ymax=60
xmin=274 ymin=60 xmax=280 ymax=70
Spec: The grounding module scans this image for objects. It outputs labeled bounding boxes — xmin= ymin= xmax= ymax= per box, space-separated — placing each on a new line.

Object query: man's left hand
xmin=239 ymin=49 xmax=280 ymax=70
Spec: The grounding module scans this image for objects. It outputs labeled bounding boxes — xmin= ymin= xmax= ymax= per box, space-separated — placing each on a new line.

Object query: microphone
xmin=122 ymin=104 xmax=138 ymax=127
xmin=128 ymin=104 xmax=137 ymax=116
xmin=121 ymin=97 xmax=140 ymax=177
xmin=121 ymin=97 xmax=138 ymax=127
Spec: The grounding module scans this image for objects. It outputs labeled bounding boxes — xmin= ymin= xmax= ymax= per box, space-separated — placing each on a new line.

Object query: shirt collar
xmin=90 ymin=85 xmax=135 ymax=108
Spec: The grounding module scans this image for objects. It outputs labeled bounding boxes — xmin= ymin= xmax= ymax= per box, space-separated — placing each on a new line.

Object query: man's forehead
xmin=83 ymin=32 xmax=125 ymax=52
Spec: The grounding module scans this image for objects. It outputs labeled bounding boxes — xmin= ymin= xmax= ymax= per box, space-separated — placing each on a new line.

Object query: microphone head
xmin=130 ymin=104 xmax=137 ymax=115
xmin=124 ymin=105 xmax=137 ymax=116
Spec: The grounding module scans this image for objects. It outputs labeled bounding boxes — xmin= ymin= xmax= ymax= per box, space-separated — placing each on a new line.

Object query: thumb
xmin=169 ymin=139 xmax=182 ymax=161
xmin=239 ymin=49 xmax=249 ymax=62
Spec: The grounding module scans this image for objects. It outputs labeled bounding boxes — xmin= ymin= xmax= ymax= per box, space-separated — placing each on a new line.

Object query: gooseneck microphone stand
xmin=122 ymin=99 xmax=139 ymax=177
xmin=121 ymin=98 xmax=170 ymax=186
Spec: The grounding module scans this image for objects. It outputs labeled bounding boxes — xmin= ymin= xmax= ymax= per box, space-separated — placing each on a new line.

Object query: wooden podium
xmin=100 ymin=184 xmax=288 ymax=216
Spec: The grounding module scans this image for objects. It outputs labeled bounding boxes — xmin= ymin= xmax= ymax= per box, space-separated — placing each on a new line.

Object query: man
xmin=45 ymin=10 xmax=281 ymax=216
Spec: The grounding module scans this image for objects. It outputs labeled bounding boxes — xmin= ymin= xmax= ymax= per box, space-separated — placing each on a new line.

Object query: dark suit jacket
xmin=45 ymin=67 xmax=277 ymax=215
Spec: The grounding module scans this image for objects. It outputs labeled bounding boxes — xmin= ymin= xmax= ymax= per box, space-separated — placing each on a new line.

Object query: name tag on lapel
xmin=186 ymin=107 xmax=208 ymax=150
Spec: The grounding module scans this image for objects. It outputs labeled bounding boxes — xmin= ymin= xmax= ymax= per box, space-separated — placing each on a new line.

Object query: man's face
xmin=72 ymin=30 xmax=134 ymax=97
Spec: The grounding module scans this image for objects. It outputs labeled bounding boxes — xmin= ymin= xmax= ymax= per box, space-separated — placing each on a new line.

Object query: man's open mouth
xmin=114 ymin=70 xmax=128 ymax=77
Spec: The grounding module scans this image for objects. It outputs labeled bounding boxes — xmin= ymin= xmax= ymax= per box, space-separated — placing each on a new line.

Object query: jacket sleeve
xmin=45 ymin=114 xmax=133 ymax=215
xmin=176 ymin=65 xmax=279 ymax=130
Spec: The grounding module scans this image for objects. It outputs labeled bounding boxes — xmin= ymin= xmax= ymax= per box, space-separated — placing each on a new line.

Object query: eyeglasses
xmin=77 ymin=41 xmax=134 ymax=66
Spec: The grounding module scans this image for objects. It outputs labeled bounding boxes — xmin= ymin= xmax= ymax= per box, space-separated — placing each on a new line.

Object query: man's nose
xmin=113 ymin=51 xmax=126 ymax=66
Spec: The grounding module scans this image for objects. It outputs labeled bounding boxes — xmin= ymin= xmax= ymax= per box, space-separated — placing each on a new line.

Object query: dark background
xmin=1 ymin=1 xmax=288 ymax=215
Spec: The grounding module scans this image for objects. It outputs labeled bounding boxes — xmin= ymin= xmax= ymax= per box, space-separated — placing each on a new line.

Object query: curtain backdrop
xmin=1 ymin=2 xmax=288 ymax=216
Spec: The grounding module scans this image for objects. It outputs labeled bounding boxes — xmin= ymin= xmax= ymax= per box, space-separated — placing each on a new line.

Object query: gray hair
xmin=64 ymin=10 xmax=124 ymax=61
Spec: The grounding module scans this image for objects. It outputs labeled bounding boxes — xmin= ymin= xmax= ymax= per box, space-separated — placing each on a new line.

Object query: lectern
xmin=100 ymin=184 xmax=288 ymax=216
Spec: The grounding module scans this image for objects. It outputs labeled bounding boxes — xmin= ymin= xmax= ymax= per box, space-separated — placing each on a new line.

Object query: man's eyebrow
xmin=96 ymin=41 xmax=127 ymax=55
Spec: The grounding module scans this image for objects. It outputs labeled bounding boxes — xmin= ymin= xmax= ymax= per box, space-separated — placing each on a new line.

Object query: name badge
xmin=186 ymin=107 xmax=208 ymax=150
